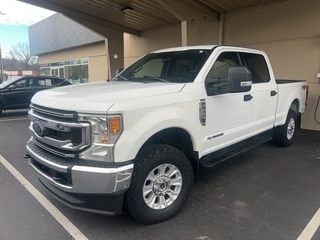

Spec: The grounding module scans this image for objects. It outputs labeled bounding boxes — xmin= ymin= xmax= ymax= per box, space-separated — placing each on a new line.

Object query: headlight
xmin=78 ymin=114 xmax=123 ymax=162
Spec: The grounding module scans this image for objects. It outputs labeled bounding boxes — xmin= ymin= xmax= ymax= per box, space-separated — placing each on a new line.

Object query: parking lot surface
xmin=0 ymin=109 xmax=319 ymax=240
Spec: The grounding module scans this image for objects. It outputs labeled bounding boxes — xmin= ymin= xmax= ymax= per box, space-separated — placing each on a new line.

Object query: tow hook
xmin=23 ymin=153 xmax=30 ymax=159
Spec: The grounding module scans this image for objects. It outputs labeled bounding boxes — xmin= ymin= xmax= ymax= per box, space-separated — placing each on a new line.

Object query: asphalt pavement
xmin=0 ymin=109 xmax=320 ymax=240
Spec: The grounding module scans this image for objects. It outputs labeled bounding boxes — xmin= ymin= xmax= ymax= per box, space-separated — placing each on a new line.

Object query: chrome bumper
xmin=26 ymin=138 xmax=133 ymax=194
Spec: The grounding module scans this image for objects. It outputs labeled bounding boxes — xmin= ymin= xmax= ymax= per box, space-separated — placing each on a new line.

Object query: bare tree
xmin=10 ymin=43 xmax=37 ymax=70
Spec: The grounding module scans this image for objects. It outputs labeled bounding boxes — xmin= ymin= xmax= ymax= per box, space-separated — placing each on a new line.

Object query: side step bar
xmin=199 ymin=135 xmax=272 ymax=167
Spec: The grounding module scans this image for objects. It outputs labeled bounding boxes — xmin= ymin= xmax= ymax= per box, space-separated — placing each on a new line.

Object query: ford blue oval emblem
xmin=33 ymin=120 xmax=46 ymax=137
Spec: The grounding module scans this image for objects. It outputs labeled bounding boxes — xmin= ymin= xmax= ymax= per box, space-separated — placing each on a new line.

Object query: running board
xmin=199 ymin=135 xmax=272 ymax=167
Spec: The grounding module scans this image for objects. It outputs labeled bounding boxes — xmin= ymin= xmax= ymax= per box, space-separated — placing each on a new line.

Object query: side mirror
xmin=228 ymin=66 xmax=252 ymax=93
xmin=8 ymin=85 xmax=16 ymax=90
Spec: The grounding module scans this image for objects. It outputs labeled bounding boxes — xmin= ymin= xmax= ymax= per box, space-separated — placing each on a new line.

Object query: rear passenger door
xmin=241 ymin=52 xmax=277 ymax=134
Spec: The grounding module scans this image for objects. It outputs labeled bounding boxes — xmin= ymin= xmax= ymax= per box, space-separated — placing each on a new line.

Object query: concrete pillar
xmin=157 ymin=0 xmax=218 ymax=46
xmin=104 ymin=30 xmax=124 ymax=78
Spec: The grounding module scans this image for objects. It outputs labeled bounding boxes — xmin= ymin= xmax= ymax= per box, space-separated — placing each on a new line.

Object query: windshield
xmin=116 ymin=49 xmax=213 ymax=83
xmin=0 ymin=76 xmax=21 ymax=88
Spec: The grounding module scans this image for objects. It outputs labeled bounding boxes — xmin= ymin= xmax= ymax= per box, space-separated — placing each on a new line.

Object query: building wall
xmin=29 ymin=13 xmax=104 ymax=56
xmin=124 ymin=18 xmax=220 ymax=67
xmin=123 ymin=0 xmax=320 ymax=130
xmin=38 ymin=42 xmax=108 ymax=82
xmin=124 ymin=24 xmax=181 ymax=68
xmin=223 ymin=0 xmax=320 ymax=130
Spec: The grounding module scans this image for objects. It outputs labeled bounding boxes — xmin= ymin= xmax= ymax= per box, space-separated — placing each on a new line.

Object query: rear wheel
xmin=0 ymin=103 xmax=3 ymax=115
xmin=125 ymin=144 xmax=193 ymax=224
xmin=273 ymin=109 xmax=297 ymax=147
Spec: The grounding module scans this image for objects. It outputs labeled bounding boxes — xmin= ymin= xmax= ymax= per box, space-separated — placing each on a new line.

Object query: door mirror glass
xmin=228 ymin=66 xmax=252 ymax=93
xmin=205 ymin=66 xmax=252 ymax=95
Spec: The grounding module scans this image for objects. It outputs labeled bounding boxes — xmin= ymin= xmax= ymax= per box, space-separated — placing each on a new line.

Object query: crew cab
xmin=25 ymin=46 xmax=308 ymax=224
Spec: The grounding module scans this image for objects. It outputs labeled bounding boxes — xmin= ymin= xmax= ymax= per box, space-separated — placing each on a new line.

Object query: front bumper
xmin=26 ymin=138 xmax=134 ymax=214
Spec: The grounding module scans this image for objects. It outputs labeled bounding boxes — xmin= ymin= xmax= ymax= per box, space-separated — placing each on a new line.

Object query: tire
xmin=0 ymin=103 xmax=3 ymax=116
xmin=124 ymin=144 xmax=194 ymax=224
xmin=273 ymin=109 xmax=297 ymax=147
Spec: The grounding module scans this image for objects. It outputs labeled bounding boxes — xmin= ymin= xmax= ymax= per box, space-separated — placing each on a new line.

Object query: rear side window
xmin=242 ymin=53 xmax=270 ymax=83
xmin=38 ymin=78 xmax=53 ymax=86
xmin=29 ymin=79 xmax=39 ymax=87
xmin=51 ymin=78 xmax=63 ymax=85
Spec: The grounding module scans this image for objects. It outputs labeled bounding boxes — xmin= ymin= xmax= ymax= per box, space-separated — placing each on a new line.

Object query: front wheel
xmin=124 ymin=144 xmax=194 ymax=224
xmin=273 ymin=109 xmax=297 ymax=147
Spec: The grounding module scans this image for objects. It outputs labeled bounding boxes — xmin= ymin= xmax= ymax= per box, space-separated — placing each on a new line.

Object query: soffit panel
xmin=45 ymin=0 xmax=181 ymax=32
xmin=20 ymin=0 xmax=287 ymax=33
xmin=197 ymin=0 xmax=286 ymax=13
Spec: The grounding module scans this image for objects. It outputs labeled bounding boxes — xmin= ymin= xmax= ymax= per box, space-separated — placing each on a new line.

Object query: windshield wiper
xmin=143 ymin=76 xmax=169 ymax=83
xmin=114 ymin=75 xmax=129 ymax=81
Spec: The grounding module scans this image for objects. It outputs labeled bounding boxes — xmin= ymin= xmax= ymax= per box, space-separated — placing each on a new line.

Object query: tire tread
xmin=125 ymin=144 xmax=193 ymax=224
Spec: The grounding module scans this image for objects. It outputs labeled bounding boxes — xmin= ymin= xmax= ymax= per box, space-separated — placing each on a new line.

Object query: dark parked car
xmin=0 ymin=76 xmax=71 ymax=115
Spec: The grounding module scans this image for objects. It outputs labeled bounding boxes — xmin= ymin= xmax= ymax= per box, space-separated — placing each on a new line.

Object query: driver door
xmin=4 ymin=77 xmax=31 ymax=109
xmin=203 ymin=51 xmax=253 ymax=156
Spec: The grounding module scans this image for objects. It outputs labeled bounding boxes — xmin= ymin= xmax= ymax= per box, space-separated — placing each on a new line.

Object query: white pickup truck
xmin=25 ymin=45 xmax=308 ymax=224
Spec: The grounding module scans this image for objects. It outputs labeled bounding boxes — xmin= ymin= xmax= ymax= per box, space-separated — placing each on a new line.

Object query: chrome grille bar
xmin=28 ymin=104 xmax=91 ymax=157
xmin=31 ymin=103 xmax=75 ymax=119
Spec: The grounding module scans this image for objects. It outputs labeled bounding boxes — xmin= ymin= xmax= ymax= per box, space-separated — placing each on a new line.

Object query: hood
xmin=31 ymin=80 xmax=185 ymax=113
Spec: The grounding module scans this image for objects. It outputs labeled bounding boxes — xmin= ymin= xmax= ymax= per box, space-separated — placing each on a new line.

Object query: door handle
xmin=270 ymin=90 xmax=277 ymax=96
xmin=244 ymin=94 xmax=253 ymax=101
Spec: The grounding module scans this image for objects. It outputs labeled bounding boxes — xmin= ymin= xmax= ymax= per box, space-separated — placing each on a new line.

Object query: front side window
xmin=207 ymin=52 xmax=240 ymax=80
xmin=15 ymin=79 xmax=28 ymax=88
xmin=205 ymin=52 xmax=240 ymax=95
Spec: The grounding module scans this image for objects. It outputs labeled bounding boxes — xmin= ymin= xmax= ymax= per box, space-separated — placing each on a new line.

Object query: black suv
xmin=0 ymin=76 xmax=71 ymax=115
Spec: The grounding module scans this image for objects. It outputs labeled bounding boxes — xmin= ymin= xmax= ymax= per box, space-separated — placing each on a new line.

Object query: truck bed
xmin=276 ymin=79 xmax=306 ymax=84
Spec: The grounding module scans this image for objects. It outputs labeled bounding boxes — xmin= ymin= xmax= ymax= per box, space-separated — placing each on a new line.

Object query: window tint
xmin=133 ymin=59 xmax=164 ymax=78
xmin=120 ymin=50 xmax=212 ymax=83
xmin=242 ymin=53 xmax=270 ymax=83
xmin=29 ymin=79 xmax=39 ymax=87
xmin=15 ymin=79 xmax=27 ymax=88
xmin=205 ymin=52 xmax=240 ymax=95
xmin=51 ymin=78 xmax=63 ymax=85
xmin=206 ymin=52 xmax=240 ymax=79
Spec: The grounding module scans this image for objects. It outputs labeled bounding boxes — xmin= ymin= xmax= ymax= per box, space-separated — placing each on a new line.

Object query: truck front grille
xmin=31 ymin=104 xmax=77 ymax=122
xmin=28 ymin=104 xmax=91 ymax=158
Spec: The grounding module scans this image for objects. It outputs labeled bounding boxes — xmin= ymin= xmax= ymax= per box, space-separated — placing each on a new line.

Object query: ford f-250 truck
xmin=25 ymin=46 xmax=308 ymax=224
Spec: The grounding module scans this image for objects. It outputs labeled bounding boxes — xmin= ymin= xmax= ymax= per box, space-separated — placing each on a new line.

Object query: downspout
xmin=218 ymin=13 xmax=225 ymax=45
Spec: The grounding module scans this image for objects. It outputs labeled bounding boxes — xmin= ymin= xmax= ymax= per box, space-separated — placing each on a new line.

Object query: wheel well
xmin=290 ymin=99 xmax=301 ymax=127
xmin=141 ymin=128 xmax=198 ymax=177
xmin=290 ymin=99 xmax=299 ymax=113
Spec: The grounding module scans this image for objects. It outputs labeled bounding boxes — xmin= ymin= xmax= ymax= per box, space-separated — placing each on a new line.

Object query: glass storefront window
xmin=40 ymin=58 xmax=89 ymax=84
xmin=65 ymin=65 xmax=89 ymax=84
xmin=51 ymin=61 xmax=64 ymax=66
xmin=41 ymin=68 xmax=50 ymax=76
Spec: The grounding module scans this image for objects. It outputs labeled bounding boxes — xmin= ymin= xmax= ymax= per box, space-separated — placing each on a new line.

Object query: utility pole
xmin=0 ymin=44 xmax=4 ymax=83
xmin=0 ymin=11 xmax=5 ymax=82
